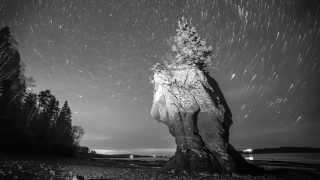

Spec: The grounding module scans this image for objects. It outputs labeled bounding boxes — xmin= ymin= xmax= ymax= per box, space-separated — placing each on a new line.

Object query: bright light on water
xmin=245 ymin=156 xmax=254 ymax=161
xmin=243 ymin=148 xmax=253 ymax=153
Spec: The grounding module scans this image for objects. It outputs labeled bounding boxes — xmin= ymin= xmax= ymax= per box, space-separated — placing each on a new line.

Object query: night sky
xmin=1 ymin=0 xmax=320 ymax=153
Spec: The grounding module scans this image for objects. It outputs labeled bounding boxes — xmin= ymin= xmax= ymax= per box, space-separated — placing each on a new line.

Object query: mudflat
xmin=0 ymin=153 xmax=319 ymax=180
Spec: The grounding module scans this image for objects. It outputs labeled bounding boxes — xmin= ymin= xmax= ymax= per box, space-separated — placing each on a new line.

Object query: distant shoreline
xmin=89 ymin=147 xmax=320 ymax=158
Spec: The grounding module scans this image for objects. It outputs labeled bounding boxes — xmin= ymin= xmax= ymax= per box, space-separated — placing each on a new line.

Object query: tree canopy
xmin=0 ymin=26 xmax=84 ymax=156
xmin=153 ymin=17 xmax=213 ymax=73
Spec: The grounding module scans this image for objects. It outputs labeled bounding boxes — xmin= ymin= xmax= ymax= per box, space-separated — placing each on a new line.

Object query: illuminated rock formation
xmin=150 ymin=17 xmax=259 ymax=174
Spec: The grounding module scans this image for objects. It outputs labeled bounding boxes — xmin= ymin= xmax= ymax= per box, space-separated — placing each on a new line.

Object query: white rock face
xmin=151 ymin=64 xmax=225 ymax=125
xmin=149 ymin=64 xmax=255 ymax=173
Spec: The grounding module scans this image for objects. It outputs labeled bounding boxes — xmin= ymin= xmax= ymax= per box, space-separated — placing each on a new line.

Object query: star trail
xmin=1 ymin=0 xmax=319 ymax=152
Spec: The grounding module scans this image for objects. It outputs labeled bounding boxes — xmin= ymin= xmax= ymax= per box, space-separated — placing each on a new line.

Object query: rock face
xmin=150 ymin=64 xmax=258 ymax=174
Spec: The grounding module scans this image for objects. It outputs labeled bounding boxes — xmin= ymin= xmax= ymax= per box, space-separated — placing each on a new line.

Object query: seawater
xmin=243 ymin=153 xmax=320 ymax=164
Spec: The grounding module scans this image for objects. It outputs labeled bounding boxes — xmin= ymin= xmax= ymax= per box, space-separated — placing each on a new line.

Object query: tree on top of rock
xmin=150 ymin=18 xmax=261 ymax=175
xmin=170 ymin=17 xmax=212 ymax=71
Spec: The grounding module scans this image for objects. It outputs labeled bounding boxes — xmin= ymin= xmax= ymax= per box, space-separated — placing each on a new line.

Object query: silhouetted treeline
xmin=0 ymin=26 xmax=84 ymax=156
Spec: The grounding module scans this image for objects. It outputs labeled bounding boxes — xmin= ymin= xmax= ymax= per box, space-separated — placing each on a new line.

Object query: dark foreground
xmin=0 ymin=154 xmax=319 ymax=180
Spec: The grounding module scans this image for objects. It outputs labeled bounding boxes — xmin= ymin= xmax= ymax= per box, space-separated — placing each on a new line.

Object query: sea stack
xmin=150 ymin=17 xmax=258 ymax=174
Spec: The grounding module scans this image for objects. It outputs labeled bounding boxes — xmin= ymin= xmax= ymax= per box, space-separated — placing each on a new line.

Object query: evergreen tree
xmin=0 ymin=26 xmax=26 ymax=149
xmin=170 ymin=17 xmax=213 ymax=71
xmin=38 ymin=90 xmax=59 ymax=126
xmin=0 ymin=26 xmax=84 ymax=155
xmin=22 ymin=92 xmax=38 ymax=128
xmin=31 ymin=90 xmax=59 ymax=150
xmin=0 ymin=26 xmax=26 ymax=110
xmin=20 ymin=92 xmax=38 ymax=147
xmin=53 ymin=101 xmax=75 ymax=154
xmin=57 ymin=101 xmax=73 ymax=144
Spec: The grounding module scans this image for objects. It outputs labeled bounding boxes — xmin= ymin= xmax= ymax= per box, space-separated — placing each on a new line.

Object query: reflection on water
xmin=100 ymin=153 xmax=320 ymax=164
xmin=243 ymin=153 xmax=320 ymax=164
xmin=245 ymin=155 xmax=254 ymax=161
xmin=94 ymin=149 xmax=320 ymax=164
